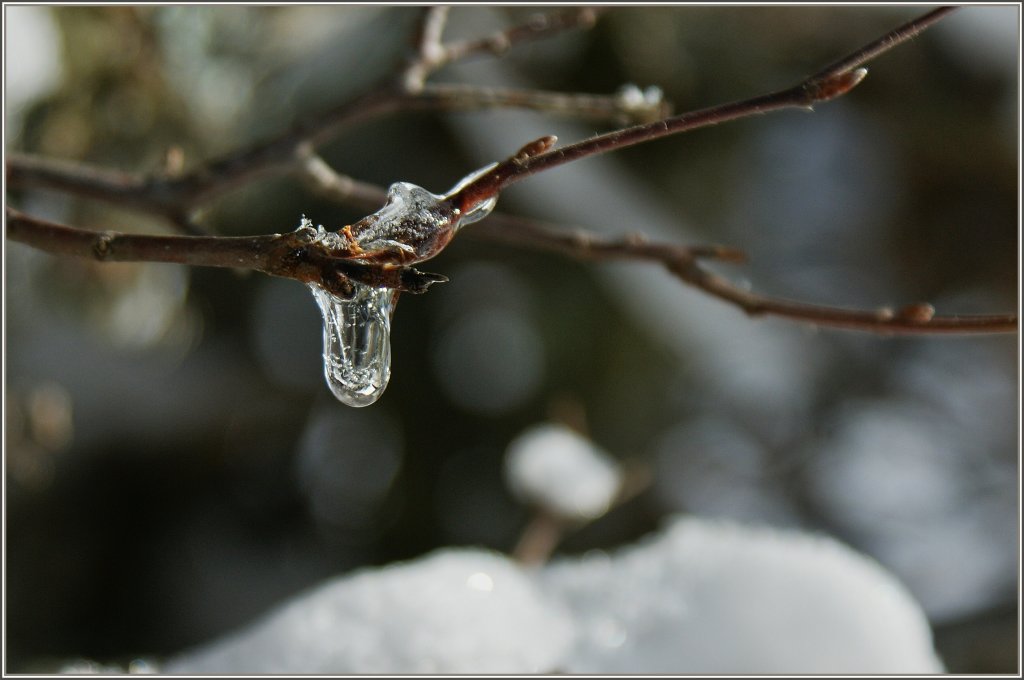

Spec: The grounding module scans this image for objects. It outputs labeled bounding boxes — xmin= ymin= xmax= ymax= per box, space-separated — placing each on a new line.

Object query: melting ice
xmin=309 ymin=282 xmax=395 ymax=408
xmin=307 ymin=170 xmax=498 ymax=407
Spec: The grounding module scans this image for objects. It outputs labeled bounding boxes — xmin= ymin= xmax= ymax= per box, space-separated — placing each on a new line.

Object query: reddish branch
xmin=468 ymin=213 xmax=1017 ymax=335
xmin=451 ymin=7 xmax=956 ymax=204
xmin=5 ymin=6 xmax=1017 ymax=335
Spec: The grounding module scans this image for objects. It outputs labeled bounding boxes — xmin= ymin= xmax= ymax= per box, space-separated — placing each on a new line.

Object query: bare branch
xmin=469 ymin=213 xmax=1018 ymax=336
xmin=5 ymin=6 xmax=1015 ymax=337
xmin=413 ymin=6 xmax=451 ymax=60
xmin=449 ymin=8 xmax=956 ymax=205
xmin=417 ymin=83 xmax=670 ymax=122
xmin=295 ymin=147 xmax=389 ymax=211
xmin=6 ymin=207 xmax=284 ymax=270
xmin=403 ymin=6 xmax=606 ymax=91
xmin=4 ymin=207 xmax=447 ymax=297
xmin=807 ymin=6 xmax=958 ymax=81
xmin=6 ymin=85 xmax=663 ymax=219
xmin=440 ymin=7 xmax=604 ymax=66
xmin=512 ymin=462 xmax=652 ymax=566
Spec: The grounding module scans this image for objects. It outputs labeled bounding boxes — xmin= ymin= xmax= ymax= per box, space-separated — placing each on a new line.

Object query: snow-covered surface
xmin=165 ymin=548 xmax=573 ymax=674
xmin=542 ymin=517 xmax=945 ymax=673
xmin=505 ymin=423 xmax=623 ymax=520
xmin=162 ymin=516 xmax=943 ymax=675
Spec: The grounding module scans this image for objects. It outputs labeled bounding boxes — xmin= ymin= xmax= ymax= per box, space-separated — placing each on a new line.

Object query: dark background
xmin=5 ymin=6 xmax=1019 ymax=673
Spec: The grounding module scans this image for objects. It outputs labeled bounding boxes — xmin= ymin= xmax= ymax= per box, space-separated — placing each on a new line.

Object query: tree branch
xmin=449 ymin=7 xmax=958 ymax=207
xmin=402 ymin=6 xmax=606 ymax=91
xmin=6 ymin=86 xmax=664 ymax=218
xmin=5 ymin=6 xmax=1015 ymax=336
xmin=469 ymin=212 xmax=1018 ymax=335
xmin=10 ymin=188 xmax=1015 ymax=335
xmin=4 ymin=207 xmax=447 ymax=297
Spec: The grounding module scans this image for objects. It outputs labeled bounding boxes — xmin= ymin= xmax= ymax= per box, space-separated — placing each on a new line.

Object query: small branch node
xmin=806 ymin=68 xmax=869 ymax=103
xmin=92 ymin=232 xmax=115 ymax=260
xmin=897 ymin=302 xmax=936 ymax=323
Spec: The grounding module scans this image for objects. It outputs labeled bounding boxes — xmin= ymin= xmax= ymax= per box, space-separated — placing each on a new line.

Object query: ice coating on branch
xmin=444 ymin=162 xmax=499 ymax=225
xmin=351 ymin=175 xmax=498 ymax=264
xmin=505 ymin=423 xmax=623 ymax=520
xmin=309 ymin=282 xmax=394 ymax=407
xmin=351 ymin=182 xmax=456 ymax=262
xmin=307 ymin=166 xmax=501 ymax=406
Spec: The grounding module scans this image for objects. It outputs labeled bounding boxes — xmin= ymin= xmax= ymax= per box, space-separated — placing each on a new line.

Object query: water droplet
xmin=459 ymin=194 xmax=497 ymax=225
xmin=301 ymin=162 xmax=506 ymax=405
xmin=309 ymin=282 xmax=394 ymax=407
xmin=444 ymin=164 xmax=499 ymax=226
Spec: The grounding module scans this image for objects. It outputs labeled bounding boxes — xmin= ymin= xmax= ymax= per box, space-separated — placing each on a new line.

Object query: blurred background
xmin=4 ymin=5 xmax=1018 ymax=673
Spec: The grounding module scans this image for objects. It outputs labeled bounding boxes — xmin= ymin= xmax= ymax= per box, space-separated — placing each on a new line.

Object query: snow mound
xmin=505 ymin=423 xmax=622 ymax=520
xmin=541 ymin=516 xmax=945 ymax=673
xmin=165 ymin=548 xmax=572 ymax=674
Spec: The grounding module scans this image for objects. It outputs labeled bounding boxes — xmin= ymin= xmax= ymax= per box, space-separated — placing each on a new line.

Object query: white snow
xmin=504 ymin=423 xmax=623 ymax=520
xmin=541 ymin=516 xmax=946 ymax=673
xmin=164 ymin=548 xmax=573 ymax=674
xmin=156 ymin=517 xmax=944 ymax=674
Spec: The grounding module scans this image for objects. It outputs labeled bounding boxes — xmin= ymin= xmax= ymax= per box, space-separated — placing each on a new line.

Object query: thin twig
xmin=6 ymin=207 xmax=285 ymax=270
xmin=403 ymin=6 xmax=452 ymax=91
xmin=296 ymin=149 xmax=389 ymax=209
xmin=808 ymin=5 xmax=957 ymax=80
xmin=403 ymin=6 xmax=606 ymax=91
xmin=440 ymin=7 xmax=604 ymax=65
xmin=10 ymin=195 xmax=1014 ymax=335
xmin=469 ymin=213 xmax=1018 ymax=335
xmin=5 ymin=86 xmax=662 ymax=218
xmin=512 ymin=510 xmax=565 ymax=566
xmin=4 ymin=207 xmax=446 ymax=296
xmin=512 ymin=463 xmax=653 ymax=566
xmin=418 ymin=83 xmax=670 ymax=122
xmin=449 ymin=7 xmax=957 ymax=207
xmin=5 ymin=6 xmax=1015 ymax=336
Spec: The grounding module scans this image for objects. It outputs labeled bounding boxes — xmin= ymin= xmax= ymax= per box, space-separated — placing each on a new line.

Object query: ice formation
xmin=308 ymin=281 xmax=394 ymax=407
xmin=307 ymin=171 xmax=498 ymax=407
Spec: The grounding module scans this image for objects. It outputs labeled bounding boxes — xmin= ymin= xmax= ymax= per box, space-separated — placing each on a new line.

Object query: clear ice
xmin=309 ymin=282 xmax=394 ymax=408
xmin=307 ymin=168 xmax=498 ymax=406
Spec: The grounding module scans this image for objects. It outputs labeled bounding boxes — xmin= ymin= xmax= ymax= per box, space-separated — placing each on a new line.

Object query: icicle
xmin=308 ymin=281 xmax=394 ymax=408
xmin=304 ymin=163 xmax=502 ymax=406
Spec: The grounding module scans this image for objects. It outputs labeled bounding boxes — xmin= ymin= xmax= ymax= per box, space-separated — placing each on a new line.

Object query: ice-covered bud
xmin=616 ymin=83 xmax=664 ymax=112
xmin=505 ymin=423 xmax=623 ymax=521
